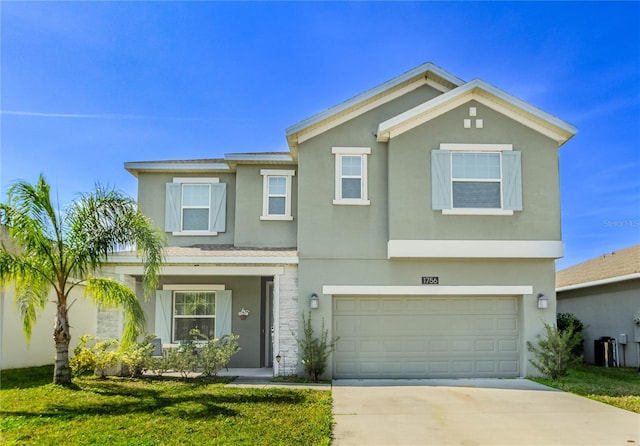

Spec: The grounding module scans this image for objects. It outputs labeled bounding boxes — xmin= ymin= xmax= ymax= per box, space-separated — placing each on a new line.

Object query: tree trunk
xmin=53 ymin=296 xmax=72 ymax=385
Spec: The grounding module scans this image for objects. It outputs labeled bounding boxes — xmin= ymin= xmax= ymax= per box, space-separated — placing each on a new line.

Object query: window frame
xmin=437 ymin=144 xmax=516 ymax=216
xmin=450 ymin=151 xmax=503 ymax=210
xmin=332 ymin=147 xmax=371 ymax=206
xmin=260 ymin=169 xmax=295 ymax=221
xmin=172 ymin=290 xmax=216 ymax=344
xmin=172 ymin=177 xmax=220 ymax=236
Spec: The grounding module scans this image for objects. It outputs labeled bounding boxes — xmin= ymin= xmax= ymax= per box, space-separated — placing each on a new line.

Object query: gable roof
xmin=377 ymin=79 xmax=577 ymax=146
xmin=556 ymin=244 xmax=640 ymax=291
xmin=285 ymin=62 xmax=465 ymax=155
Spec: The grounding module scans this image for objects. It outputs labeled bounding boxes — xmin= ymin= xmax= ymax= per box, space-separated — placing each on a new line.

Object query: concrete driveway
xmin=332 ymin=379 xmax=640 ymax=446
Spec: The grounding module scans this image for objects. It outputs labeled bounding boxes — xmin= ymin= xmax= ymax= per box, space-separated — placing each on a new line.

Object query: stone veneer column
xmin=275 ymin=265 xmax=299 ymax=376
xmin=95 ymin=274 xmax=136 ymax=341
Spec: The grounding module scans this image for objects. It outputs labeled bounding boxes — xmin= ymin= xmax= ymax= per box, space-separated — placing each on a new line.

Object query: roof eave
xmin=285 ymin=62 xmax=465 ymax=150
xmin=377 ymin=79 xmax=577 ymax=146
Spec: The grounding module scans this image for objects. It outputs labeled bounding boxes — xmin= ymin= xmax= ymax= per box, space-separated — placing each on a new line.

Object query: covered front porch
xmin=102 ymin=245 xmax=300 ymax=376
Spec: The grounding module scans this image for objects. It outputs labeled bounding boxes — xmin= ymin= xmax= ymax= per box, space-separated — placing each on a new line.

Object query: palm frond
xmin=67 ymin=184 xmax=165 ymax=298
xmin=85 ymin=277 xmax=146 ymax=346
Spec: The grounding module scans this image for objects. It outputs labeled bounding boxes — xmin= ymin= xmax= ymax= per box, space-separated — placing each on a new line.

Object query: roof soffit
xmin=376 ymin=79 xmax=577 ymax=146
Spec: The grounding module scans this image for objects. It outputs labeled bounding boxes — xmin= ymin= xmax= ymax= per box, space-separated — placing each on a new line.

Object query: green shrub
xmin=69 ymin=335 xmax=119 ymax=378
xmin=119 ymin=335 xmax=155 ymax=377
xmin=295 ymin=312 xmax=338 ymax=383
xmin=527 ymin=321 xmax=583 ymax=379
xmin=198 ymin=334 xmax=241 ymax=377
xmin=557 ymin=313 xmax=586 ymax=359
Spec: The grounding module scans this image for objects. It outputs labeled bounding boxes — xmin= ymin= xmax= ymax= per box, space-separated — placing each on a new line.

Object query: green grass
xmin=530 ymin=364 xmax=640 ymax=413
xmin=0 ymin=365 xmax=333 ymax=445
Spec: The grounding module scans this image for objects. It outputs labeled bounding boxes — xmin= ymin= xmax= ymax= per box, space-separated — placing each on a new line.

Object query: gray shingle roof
xmin=556 ymin=244 xmax=640 ymax=288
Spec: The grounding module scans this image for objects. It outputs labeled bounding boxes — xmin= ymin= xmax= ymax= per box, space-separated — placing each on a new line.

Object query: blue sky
xmin=1 ymin=1 xmax=638 ymax=270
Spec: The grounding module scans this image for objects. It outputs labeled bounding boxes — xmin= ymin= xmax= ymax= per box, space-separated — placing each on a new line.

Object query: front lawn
xmin=530 ymin=364 xmax=640 ymax=413
xmin=0 ymin=366 xmax=333 ymax=445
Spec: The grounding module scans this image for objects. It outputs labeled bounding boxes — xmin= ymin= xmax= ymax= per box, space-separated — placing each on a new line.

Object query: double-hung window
xmin=165 ymin=177 xmax=227 ymax=235
xmin=155 ymin=286 xmax=232 ymax=345
xmin=332 ymin=147 xmax=371 ymax=205
xmin=260 ymin=169 xmax=295 ymax=220
xmin=432 ymin=144 xmax=522 ymax=215
xmin=173 ymin=291 xmax=216 ymax=342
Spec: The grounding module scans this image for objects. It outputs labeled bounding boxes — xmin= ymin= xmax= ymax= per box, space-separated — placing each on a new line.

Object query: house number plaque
xmin=421 ymin=276 xmax=439 ymax=285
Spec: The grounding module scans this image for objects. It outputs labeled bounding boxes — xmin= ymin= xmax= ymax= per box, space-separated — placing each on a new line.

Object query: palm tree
xmin=0 ymin=175 xmax=164 ymax=385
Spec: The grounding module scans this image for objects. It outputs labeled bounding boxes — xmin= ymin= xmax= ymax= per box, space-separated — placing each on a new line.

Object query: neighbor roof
xmin=556 ymin=244 xmax=640 ymax=291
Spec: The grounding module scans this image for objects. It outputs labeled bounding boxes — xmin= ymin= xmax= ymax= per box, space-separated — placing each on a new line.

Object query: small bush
xmin=295 ymin=312 xmax=338 ymax=383
xmin=198 ymin=334 xmax=241 ymax=377
xmin=527 ymin=321 xmax=583 ymax=379
xmin=557 ymin=313 xmax=586 ymax=359
xmin=69 ymin=335 xmax=119 ymax=378
xmin=119 ymin=335 xmax=155 ymax=377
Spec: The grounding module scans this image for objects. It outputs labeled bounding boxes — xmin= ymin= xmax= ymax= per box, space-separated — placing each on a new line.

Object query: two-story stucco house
xmin=100 ymin=62 xmax=576 ymax=379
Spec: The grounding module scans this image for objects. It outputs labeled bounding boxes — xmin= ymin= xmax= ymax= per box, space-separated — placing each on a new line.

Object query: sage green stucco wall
xmin=137 ymin=172 xmax=236 ymax=246
xmin=388 ymin=100 xmax=561 ymax=241
xmin=297 ymin=84 xmax=442 ymax=259
xmin=294 ymin=84 xmax=563 ymax=378
xmin=297 ymin=257 xmax=558 ymax=377
xmin=234 ymin=165 xmax=297 ymax=248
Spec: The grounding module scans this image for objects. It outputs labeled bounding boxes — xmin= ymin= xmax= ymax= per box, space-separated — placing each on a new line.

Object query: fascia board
xmin=223 ymin=153 xmax=295 ymax=163
xmin=377 ymin=79 xmax=577 ymax=145
xmin=556 ymin=273 xmax=640 ymax=292
xmin=285 ymin=62 xmax=464 ymax=139
xmin=125 ymin=162 xmax=231 ymax=177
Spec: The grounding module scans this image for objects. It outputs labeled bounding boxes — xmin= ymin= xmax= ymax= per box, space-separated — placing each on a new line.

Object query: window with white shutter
xmin=165 ymin=177 xmax=226 ymax=235
xmin=431 ymin=144 xmax=522 ymax=215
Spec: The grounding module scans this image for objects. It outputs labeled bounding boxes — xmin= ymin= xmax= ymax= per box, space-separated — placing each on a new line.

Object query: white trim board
xmin=388 ymin=240 xmax=564 ymax=259
xmin=114 ymin=265 xmax=286 ymax=276
xmin=322 ymin=285 xmax=533 ymax=296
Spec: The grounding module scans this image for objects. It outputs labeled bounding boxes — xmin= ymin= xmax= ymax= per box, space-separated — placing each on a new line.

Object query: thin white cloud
xmin=0 ymin=110 xmax=202 ymax=121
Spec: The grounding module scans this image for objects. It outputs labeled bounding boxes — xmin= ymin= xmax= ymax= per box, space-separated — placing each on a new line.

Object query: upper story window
xmin=332 ymin=147 xmax=371 ymax=205
xmin=260 ymin=169 xmax=295 ymax=221
xmin=165 ymin=177 xmax=226 ymax=235
xmin=432 ymin=144 xmax=522 ymax=215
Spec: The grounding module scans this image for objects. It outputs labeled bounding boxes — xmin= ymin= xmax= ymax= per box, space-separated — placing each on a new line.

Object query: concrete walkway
xmin=332 ymin=379 xmax=640 ymax=446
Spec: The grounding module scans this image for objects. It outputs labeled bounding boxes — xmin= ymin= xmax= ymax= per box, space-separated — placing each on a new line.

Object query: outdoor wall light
xmin=537 ymin=293 xmax=549 ymax=309
xmin=309 ymin=293 xmax=319 ymax=309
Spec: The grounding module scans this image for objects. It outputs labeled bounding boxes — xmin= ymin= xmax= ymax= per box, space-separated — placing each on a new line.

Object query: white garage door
xmin=333 ymin=296 xmax=520 ymax=379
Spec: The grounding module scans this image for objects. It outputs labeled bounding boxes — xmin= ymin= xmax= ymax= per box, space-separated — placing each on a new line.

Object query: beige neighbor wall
xmin=1 ymin=285 xmax=97 ymax=370
xmin=557 ymin=279 xmax=640 ymax=368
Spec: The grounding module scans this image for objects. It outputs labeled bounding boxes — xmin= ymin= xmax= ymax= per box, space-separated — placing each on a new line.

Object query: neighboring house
xmin=557 ymin=245 xmax=640 ymax=368
xmin=101 ymin=62 xmax=576 ymax=378
xmin=0 ymin=227 xmax=98 ymax=370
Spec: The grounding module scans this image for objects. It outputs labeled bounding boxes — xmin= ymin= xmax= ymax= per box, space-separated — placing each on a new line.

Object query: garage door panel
xmin=498 ymin=339 xmax=518 ymax=352
xmin=334 ymin=296 xmax=520 ymax=379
